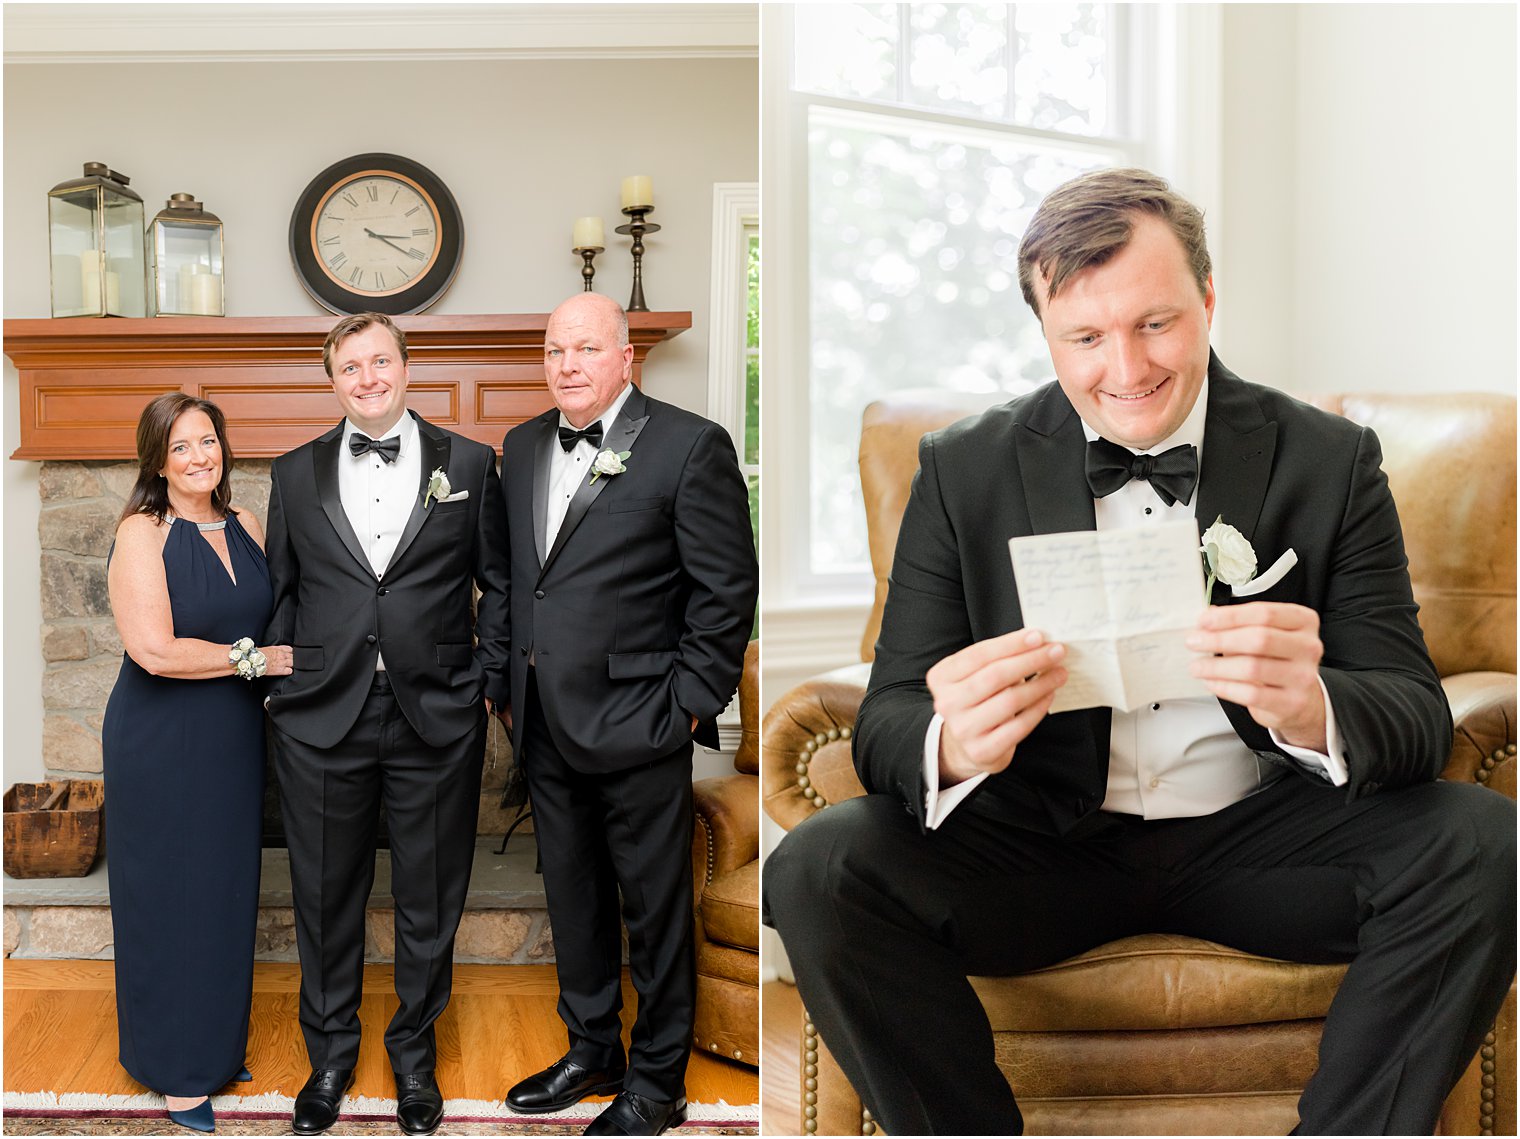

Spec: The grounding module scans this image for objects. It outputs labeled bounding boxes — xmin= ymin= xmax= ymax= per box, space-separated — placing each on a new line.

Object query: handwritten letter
xmin=1008 ymin=520 xmax=1210 ymax=713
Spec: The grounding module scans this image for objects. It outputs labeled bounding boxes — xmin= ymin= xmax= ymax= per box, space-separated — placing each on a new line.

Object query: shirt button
xmin=1151 ymin=703 xmax=1161 ymax=712
xmin=1144 ymin=507 xmax=1153 ymax=515
xmin=1149 ymin=777 xmax=1161 ymax=789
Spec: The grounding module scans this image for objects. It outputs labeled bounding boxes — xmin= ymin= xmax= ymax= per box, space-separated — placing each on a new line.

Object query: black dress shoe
xmin=505 ymin=1053 xmax=626 ymax=1113
xmin=394 ymin=1071 xmax=444 ymax=1136
xmin=292 ymin=1068 xmax=353 ymax=1135
xmin=583 ymin=1091 xmax=688 ymax=1136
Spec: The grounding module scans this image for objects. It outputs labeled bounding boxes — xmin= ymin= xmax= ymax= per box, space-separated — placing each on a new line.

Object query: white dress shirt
xmin=544 ymin=381 xmax=634 ymax=552
xmin=339 ymin=411 xmax=421 ymax=671
xmin=922 ymin=378 xmax=1348 ymax=827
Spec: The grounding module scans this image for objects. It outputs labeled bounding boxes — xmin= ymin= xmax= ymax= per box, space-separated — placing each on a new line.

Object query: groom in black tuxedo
xmin=264 ymin=312 xmax=510 ymax=1136
xmin=498 ymin=292 xmax=757 ymax=1135
xmin=765 ymin=168 xmax=1515 ymax=1134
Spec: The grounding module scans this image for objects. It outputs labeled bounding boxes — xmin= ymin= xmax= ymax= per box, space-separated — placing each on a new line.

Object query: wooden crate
xmin=3 ymin=780 xmax=104 ymax=878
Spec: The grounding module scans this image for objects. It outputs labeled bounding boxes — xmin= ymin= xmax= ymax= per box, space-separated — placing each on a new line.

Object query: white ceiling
xmin=3 ymin=3 xmax=760 ymax=63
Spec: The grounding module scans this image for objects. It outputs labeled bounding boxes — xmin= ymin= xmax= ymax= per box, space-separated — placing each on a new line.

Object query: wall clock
xmin=289 ymin=153 xmax=463 ymax=315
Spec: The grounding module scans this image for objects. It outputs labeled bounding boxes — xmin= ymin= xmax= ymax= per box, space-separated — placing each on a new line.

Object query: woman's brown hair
xmin=118 ymin=392 xmax=236 ymax=524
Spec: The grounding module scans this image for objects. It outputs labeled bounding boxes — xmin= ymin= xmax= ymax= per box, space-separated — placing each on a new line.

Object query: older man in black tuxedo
xmin=496 ymin=292 xmax=757 ymax=1136
xmin=765 ymin=168 xmax=1515 ymax=1135
xmin=264 ymin=312 xmax=510 ymax=1137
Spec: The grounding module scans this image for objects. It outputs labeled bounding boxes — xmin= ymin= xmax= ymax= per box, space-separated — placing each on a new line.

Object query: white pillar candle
xmin=80 ymin=250 xmax=103 ymax=312
xmin=191 ymin=271 xmax=221 ymax=316
xmin=620 ymin=176 xmax=653 ymax=210
xmin=104 ymin=270 xmax=121 ymax=313
xmin=177 ymin=263 xmax=197 ymax=312
xmin=572 ymin=216 xmax=605 ymax=249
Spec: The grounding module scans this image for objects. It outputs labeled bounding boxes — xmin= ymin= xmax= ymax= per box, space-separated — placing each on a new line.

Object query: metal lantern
xmin=149 ymin=193 xmax=225 ymax=317
xmin=47 ymin=162 xmax=147 ymax=318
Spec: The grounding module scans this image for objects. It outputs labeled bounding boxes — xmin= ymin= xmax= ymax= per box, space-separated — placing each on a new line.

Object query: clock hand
xmin=363 ymin=227 xmax=411 ymax=256
xmin=367 ymin=233 xmax=412 ymax=240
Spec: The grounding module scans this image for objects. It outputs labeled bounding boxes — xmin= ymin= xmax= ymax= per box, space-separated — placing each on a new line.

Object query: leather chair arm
xmin=761 ymin=664 xmax=871 ymax=832
xmin=1440 ymin=671 xmax=1517 ymax=801
xmin=693 ymin=773 xmax=760 ymax=897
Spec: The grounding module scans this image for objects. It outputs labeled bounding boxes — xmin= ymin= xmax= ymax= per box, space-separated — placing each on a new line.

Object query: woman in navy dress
xmin=102 ymin=393 xmax=293 ymax=1133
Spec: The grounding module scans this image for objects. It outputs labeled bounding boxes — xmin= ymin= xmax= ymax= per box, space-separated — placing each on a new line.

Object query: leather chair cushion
xmin=971 ymin=934 xmax=1348 ymax=1032
xmin=701 ymin=859 xmax=760 ymax=951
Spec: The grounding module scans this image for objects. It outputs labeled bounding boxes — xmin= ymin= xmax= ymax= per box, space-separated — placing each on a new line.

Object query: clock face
xmin=290 ymin=153 xmax=463 ymax=316
xmin=312 ymin=171 xmax=441 ymax=297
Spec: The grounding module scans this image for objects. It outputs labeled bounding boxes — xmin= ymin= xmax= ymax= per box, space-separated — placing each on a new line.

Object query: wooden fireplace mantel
xmin=3 ymin=312 xmax=691 ymax=460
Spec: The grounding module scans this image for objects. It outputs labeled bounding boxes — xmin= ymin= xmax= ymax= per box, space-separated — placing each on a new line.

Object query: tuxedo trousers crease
xmin=273 ymin=674 xmax=485 ymax=1074
xmin=763 ymin=779 xmax=1515 ymax=1137
xmin=521 ymin=671 xmax=696 ymax=1101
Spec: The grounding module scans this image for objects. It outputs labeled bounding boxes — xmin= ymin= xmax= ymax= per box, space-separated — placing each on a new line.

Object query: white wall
xmin=1217 ymin=4 xmax=1516 ymax=395
xmin=3 ymin=50 xmax=757 ymax=783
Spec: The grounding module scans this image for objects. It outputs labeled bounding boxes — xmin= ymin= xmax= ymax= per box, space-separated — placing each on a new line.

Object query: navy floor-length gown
xmin=102 ymin=512 xmax=271 ymax=1097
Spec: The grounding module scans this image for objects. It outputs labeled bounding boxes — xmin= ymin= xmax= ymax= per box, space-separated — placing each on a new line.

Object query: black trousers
xmin=764 ymin=775 xmax=1516 ymax=1135
xmin=273 ymin=672 xmax=485 ymax=1074
xmin=520 ymin=669 xmax=695 ymax=1102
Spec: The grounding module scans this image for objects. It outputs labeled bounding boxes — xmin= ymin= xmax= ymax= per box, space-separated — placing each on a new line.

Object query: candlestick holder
xmin=615 ymin=206 xmax=661 ymax=312
xmin=574 ymin=245 xmax=604 ymax=292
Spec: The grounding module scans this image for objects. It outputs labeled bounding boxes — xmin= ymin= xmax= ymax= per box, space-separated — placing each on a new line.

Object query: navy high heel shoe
xmin=167 ymin=1098 xmax=215 ymax=1133
xmin=232 ymin=1066 xmax=253 ymax=1083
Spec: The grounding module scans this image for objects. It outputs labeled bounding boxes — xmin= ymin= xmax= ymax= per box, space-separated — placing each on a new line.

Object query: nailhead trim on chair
xmin=803 ymin=1011 xmax=819 ymax=1132
xmin=797 ymin=727 xmax=851 ymax=811
xmin=861 ymin=1106 xmax=876 ymax=1135
xmin=1481 ymin=1028 xmax=1497 ymax=1134
xmin=1476 ymin=743 xmax=1515 ymax=784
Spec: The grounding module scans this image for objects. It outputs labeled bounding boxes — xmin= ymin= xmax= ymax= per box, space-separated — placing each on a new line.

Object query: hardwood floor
xmin=4 ymin=960 xmax=757 ymax=1109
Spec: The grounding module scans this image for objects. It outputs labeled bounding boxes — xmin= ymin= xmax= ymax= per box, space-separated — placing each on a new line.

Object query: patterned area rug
xmin=1 ymin=1092 xmax=759 ymax=1135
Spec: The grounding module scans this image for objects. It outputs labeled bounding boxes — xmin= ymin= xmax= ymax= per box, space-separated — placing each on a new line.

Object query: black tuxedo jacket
xmin=856 ymin=354 xmax=1452 ymax=836
xmin=500 ymin=385 xmax=758 ymax=774
xmin=263 ymin=411 xmax=510 ymax=750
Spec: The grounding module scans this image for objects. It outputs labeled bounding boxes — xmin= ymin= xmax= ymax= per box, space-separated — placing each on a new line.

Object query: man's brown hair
xmin=322 ymin=312 xmax=409 ymax=378
xmin=1017 ymin=168 xmax=1212 ymax=319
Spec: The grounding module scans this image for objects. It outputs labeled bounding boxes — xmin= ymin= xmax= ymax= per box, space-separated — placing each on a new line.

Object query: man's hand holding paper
xmin=927 ymin=628 xmax=1069 ymax=785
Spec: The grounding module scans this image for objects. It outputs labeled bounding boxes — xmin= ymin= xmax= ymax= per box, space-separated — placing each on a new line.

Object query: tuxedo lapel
xmin=1195 ymin=355 xmax=1277 ymax=600
xmin=531 ymin=415 xmax=555 ymax=568
xmin=388 ymin=412 xmax=452 ymax=571
xmin=1017 ymin=382 xmax=1098 ymax=536
xmin=1012 ymin=383 xmax=1110 ymax=772
xmin=539 ymin=387 xmax=652 ymax=582
xmin=314 ymin=426 xmax=378 ymax=579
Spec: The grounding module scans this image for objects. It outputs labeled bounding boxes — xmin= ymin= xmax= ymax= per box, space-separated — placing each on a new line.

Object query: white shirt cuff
xmin=1269 ymin=675 xmax=1349 ymax=786
xmin=923 ymin=713 xmax=989 ymax=828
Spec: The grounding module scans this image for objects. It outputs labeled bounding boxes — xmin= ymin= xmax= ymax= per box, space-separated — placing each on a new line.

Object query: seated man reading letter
xmin=764 ymin=168 xmax=1515 ymax=1136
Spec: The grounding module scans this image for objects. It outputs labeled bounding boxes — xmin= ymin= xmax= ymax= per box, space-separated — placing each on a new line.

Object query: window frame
xmin=762 ymin=3 xmax=1223 ymax=649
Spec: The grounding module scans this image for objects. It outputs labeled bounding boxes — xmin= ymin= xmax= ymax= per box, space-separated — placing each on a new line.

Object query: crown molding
xmin=3 ymin=3 xmax=759 ymax=64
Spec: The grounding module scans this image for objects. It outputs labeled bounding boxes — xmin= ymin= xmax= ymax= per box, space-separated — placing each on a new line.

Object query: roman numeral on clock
xmin=349 ymin=266 xmax=363 ymax=287
xmin=366 ymin=184 xmax=379 ymax=201
xmin=412 ymin=228 xmax=431 ymax=236
xmin=342 ymin=192 xmax=358 ymax=208
xmin=330 ymin=252 xmax=348 ymax=270
xmin=407 ymin=248 xmax=427 ymax=261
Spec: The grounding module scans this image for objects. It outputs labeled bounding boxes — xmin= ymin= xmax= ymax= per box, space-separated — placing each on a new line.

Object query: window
xmin=767 ymin=4 xmax=1192 ymax=599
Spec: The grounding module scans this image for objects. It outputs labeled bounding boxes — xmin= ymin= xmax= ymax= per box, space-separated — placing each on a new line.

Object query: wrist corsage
xmin=229 ymin=636 xmax=268 ymax=680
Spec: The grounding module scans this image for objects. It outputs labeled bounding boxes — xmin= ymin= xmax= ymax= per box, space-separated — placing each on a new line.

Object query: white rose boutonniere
xmin=1199 ymin=516 xmax=1301 ymax=602
xmin=1199 ymin=516 xmax=1257 ymax=603
xmin=423 ymin=467 xmax=451 ymax=508
xmin=590 ymin=448 xmax=632 ymax=484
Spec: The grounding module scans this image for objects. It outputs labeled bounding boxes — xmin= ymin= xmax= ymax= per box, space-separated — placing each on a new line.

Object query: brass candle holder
xmin=574 ymin=245 xmax=604 ymax=292
xmin=615 ymin=206 xmax=661 ymax=313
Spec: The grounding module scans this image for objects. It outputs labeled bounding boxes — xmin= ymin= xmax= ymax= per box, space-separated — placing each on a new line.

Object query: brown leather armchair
xmin=762 ymin=393 xmax=1516 ymax=1135
xmin=692 ymin=639 xmax=760 ymax=1067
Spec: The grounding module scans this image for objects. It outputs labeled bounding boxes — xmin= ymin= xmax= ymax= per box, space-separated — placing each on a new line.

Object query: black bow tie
xmin=349 ymin=433 xmax=401 ymax=463
xmin=558 ymin=421 xmax=604 ymax=452
xmin=1085 ymin=437 xmax=1199 ymax=507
